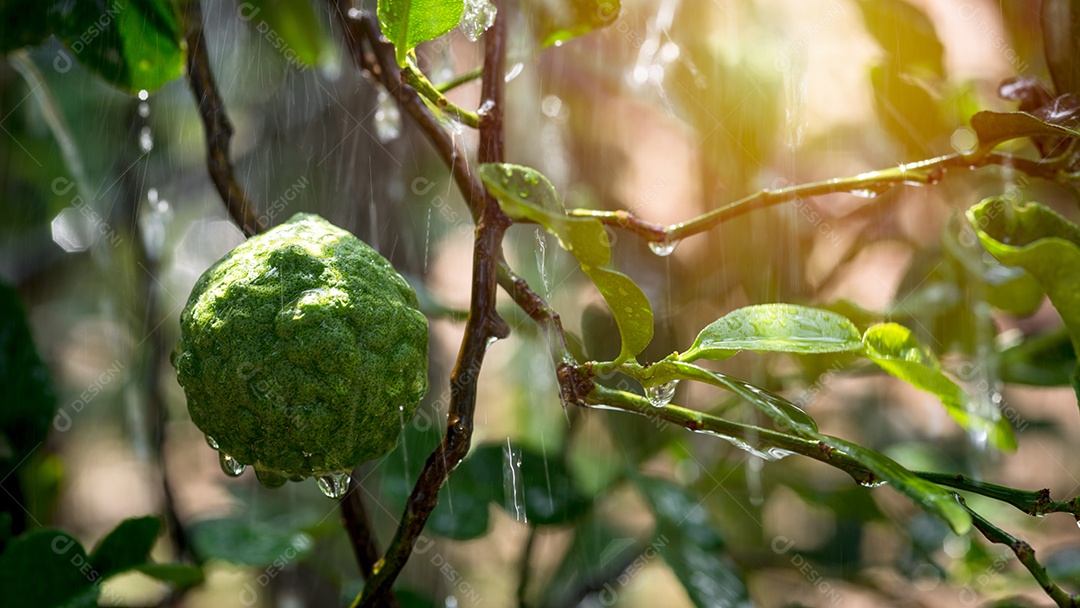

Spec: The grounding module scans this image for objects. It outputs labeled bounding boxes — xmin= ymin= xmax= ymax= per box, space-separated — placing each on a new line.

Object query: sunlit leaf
xmin=857 ymin=0 xmax=944 ymax=76
xmin=482 ymin=163 xmax=653 ymax=363
xmin=89 ymin=516 xmax=159 ymax=580
xmin=1042 ymin=0 xmax=1080 ymax=96
xmin=635 ymin=476 xmax=751 ymax=607
xmin=680 ymin=304 xmax=863 ymax=363
xmin=528 ymin=0 xmax=621 ymax=48
xmin=241 ymin=0 xmax=325 ymax=67
xmin=968 ymin=197 xmax=1080 ymax=403
xmin=52 ymin=0 xmax=184 ymax=93
xmin=189 ymin=517 xmax=313 ymax=566
xmin=971 ymin=110 xmax=1080 ymax=149
xmin=378 ymin=0 xmax=464 ymax=67
xmin=862 ymin=323 xmax=1017 ymax=451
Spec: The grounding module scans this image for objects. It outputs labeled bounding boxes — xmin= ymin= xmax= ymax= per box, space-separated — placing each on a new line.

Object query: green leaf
xmin=377 ymin=0 xmax=464 ymax=67
xmin=241 ymin=0 xmax=325 ymax=67
xmin=481 ymin=163 xmax=653 ymax=363
xmin=862 ymin=323 xmax=1017 ymax=451
xmin=857 ymin=0 xmax=944 ymax=76
xmin=967 ymin=197 xmax=1080 ymax=403
xmin=133 ymin=563 xmax=205 ymax=588
xmin=0 ymin=281 xmax=56 ymax=479
xmin=680 ymin=304 xmax=864 ymax=363
xmin=89 ymin=516 xmax=159 ymax=580
xmin=635 ymin=476 xmax=750 ymax=607
xmin=970 ymin=110 xmax=1080 ymax=149
xmin=815 ymin=435 xmax=971 ymax=534
xmin=528 ymin=0 xmax=621 ymax=48
xmin=189 ymin=517 xmax=313 ymax=566
xmin=0 ymin=529 xmax=99 ymax=608
xmin=659 ymin=361 xmax=819 ymax=438
xmin=1042 ymin=0 xmax=1080 ymax=96
xmin=51 ymin=0 xmax=184 ymax=93
xmin=1000 ymin=328 xmax=1076 ymax=387
xmin=471 ymin=442 xmax=590 ymax=527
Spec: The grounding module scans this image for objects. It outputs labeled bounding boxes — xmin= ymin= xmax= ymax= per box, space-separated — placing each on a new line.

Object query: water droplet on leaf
xmin=317 ymin=472 xmax=351 ymax=498
xmin=219 ymin=452 xmax=245 ymax=477
xmin=459 ymin=0 xmax=497 ymax=42
xmin=205 ymin=434 xmax=219 ymax=450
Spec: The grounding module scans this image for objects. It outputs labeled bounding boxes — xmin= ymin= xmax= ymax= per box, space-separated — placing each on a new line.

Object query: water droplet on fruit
xmin=648 ymin=239 xmax=679 ymax=256
xmin=255 ymin=468 xmax=289 ymax=488
xmin=317 ymin=472 xmax=351 ymax=499
xmin=219 ymin=452 xmax=245 ymax=477
xmin=205 ymin=434 xmax=219 ymax=450
xmin=646 ymin=380 xmax=678 ymax=407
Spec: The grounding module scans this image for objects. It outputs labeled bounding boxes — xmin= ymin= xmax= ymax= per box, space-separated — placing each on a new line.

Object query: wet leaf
xmin=1042 ymin=0 xmax=1080 ymax=96
xmin=378 ymin=0 xmax=464 ymax=67
xmin=189 ymin=517 xmax=313 ymax=566
xmin=817 ymin=435 xmax=972 ymax=534
xmin=52 ymin=0 xmax=185 ymax=93
xmin=862 ymin=323 xmax=1017 ymax=451
xmin=680 ymin=304 xmax=863 ymax=363
xmin=482 ymin=163 xmax=653 ymax=363
xmin=89 ymin=516 xmax=159 ymax=580
xmin=241 ymin=0 xmax=325 ymax=67
xmin=968 ymin=197 xmax=1080 ymax=403
xmin=528 ymin=0 xmax=621 ymax=48
xmin=635 ymin=476 xmax=751 ymax=607
xmin=971 ymin=110 xmax=1080 ymax=149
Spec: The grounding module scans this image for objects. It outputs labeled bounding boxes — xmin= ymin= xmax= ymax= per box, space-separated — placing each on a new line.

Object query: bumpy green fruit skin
xmin=175 ymin=213 xmax=428 ymax=480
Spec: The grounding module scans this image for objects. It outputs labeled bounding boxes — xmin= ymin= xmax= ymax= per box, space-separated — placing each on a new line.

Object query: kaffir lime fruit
xmin=174 ymin=213 xmax=428 ymax=494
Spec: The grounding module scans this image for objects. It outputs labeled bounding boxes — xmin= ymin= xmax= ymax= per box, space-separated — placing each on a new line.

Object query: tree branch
xmin=182 ymin=0 xmax=265 ymax=237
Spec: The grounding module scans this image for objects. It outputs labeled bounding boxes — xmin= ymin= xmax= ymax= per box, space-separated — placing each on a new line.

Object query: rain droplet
xmin=317 ymin=472 xmax=351 ymax=499
xmin=503 ymin=439 xmax=527 ymax=524
xmin=646 ymin=380 xmax=678 ymax=407
xmin=477 ymin=99 xmax=496 ymax=116
xmin=137 ymin=102 xmax=150 ymax=118
xmin=459 ymin=0 xmax=497 ymax=42
xmin=858 ymin=479 xmax=888 ymax=488
xmin=504 ymin=62 xmax=523 ymax=83
xmin=205 ymin=434 xmax=219 ymax=450
xmin=219 ymin=452 xmax=245 ymax=477
xmin=374 ymin=89 xmax=401 ymax=143
xmin=138 ymin=126 xmax=153 ymax=152
xmin=137 ymin=89 xmax=149 ymax=101
xmin=255 ymin=468 xmax=289 ymax=488
xmin=850 ymin=188 xmax=881 ymax=199
xmin=648 ymin=239 xmax=679 ymax=256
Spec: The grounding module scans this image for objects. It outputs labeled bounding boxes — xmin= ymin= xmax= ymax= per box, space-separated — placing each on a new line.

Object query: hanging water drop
xmin=219 ymin=452 xmax=245 ymax=477
xmin=645 ymin=380 xmax=678 ymax=407
xmin=137 ymin=102 xmax=150 ymax=118
xmin=317 ymin=472 xmax=351 ymax=499
xmin=459 ymin=0 xmax=497 ymax=42
xmin=205 ymin=434 xmax=219 ymax=450
xmin=648 ymin=239 xmax=679 ymax=257
xmin=374 ymin=89 xmax=401 ymax=143
xmin=255 ymin=468 xmax=289 ymax=488
xmin=137 ymin=89 xmax=149 ymax=101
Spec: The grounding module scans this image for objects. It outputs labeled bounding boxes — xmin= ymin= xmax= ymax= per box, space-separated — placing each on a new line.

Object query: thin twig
xmin=516 ymin=526 xmax=537 ymax=608
xmin=339 ymin=478 xmax=390 ymax=587
xmin=342 ymin=3 xmax=512 ymax=605
xmin=183 ymin=0 xmax=265 ymax=237
xmin=960 ymin=497 xmax=1080 ymax=608
xmin=436 ymin=66 xmax=483 ymax=93
xmin=403 ymin=61 xmax=479 ymax=128
xmin=919 ymin=473 xmax=1080 ymax=518
xmin=570 ymin=152 xmax=1071 ymax=247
